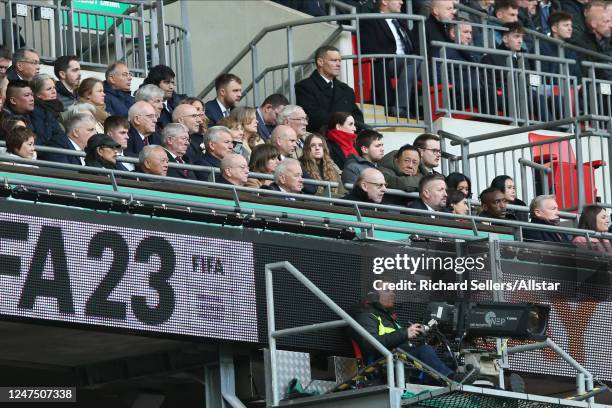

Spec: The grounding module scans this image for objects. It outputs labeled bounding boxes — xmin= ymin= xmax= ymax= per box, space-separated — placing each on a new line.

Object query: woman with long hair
xmin=445 ymin=172 xmax=472 ymax=198
xmin=325 ymin=112 xmax=358 ymax=168
xmin=246 ymin=144 xmax=281 ymax=189
xmin=490 ymin=175 xmax=527 ymax=221
xmin=300 ymin=133 xmax=345 ymax=196
xmin=77 ymin=77 xmax=110 ymax=133
xmin=573 ymin=205 xmax=612 ymax=252
xmin=230 ymin=106 xmax=262 ymax=159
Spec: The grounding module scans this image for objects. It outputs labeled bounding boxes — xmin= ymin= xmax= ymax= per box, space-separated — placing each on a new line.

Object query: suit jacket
xmin=6 ymin=66 xmax=22 ymax=82
xmin=359 ymin=15 xmax=416 ymax=55
xmin=195 ymin=152 xmax=222 ymax=181
xmin=295 ymin=71 xmax=365 ymax=134
xmin=523 ymin=217 xmax=572 ymax=243
xmin=256 ymin=108 xmax=273 ymax=142
xmin=407 ymin=199 xmax=451 ymax=215
xmin=204 ymin=99 xmax=226 ymax=126
xmin=186 ymin=133 xmax=205 ymax=163
xmin=43 ymin=134 xmax=83 ymax=166
xmin=165 ymin=150 xmax=197 ymax=179
xmin=125 ymin=127 xmax=161 ymax=157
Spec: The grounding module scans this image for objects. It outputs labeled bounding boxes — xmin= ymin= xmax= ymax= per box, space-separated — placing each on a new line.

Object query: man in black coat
xmin=342 ymin=168 xmax=387 ymax=204
xmin=523 ymin=195 xmax=572 ymax=243
xmin=407 ymin=174 xmax=450 ymax=215
xmin=160 ymin=123 xmax=196 ymax=179
xmin=359 ymin=0 xmax=420 ymax=116
xmin=125 ymin=101 xmax=162 ymax=157
xmin=295 ymin=45 xmax=365 ymax=133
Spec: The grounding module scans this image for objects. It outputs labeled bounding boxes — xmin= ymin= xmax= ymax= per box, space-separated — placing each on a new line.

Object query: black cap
xmin=85 ymin=133 xmax=121 ymax=155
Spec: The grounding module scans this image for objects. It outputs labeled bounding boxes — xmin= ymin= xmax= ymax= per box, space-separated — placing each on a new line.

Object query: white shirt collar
xmin=319 ymin=72 xmax=333 ymax=85
xmin=68 ymin=138 xmax=85 ymax=165
xmin=216 ymin=98 xmax=229 ymax=116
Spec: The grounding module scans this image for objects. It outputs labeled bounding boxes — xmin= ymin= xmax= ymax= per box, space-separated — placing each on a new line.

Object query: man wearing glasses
xmin=413 ymin=133 xmax=442 ymax=176
xmin=7 ymin=48 xmax=40 ymax=81
xmin=125 ymin=101 xmax=161 ymax=157
xmin=103 ymin=62 xmax=135 ymax=117
xmin=342 ymin=168 xmax=387 ymax=204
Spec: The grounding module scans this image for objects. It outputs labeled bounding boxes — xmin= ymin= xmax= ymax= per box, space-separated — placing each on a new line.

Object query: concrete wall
xmin=162 ymin=0 xmax=341 ymax=102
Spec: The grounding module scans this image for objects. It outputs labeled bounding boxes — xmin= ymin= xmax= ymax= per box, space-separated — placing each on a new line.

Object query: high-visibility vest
xmin=372 ymin=313 xmax=401 ymax=336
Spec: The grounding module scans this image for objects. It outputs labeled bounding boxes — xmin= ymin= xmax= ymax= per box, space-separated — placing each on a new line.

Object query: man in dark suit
xmin=342 ymin=168 xmax=387 ymax=204
xmin=263 ymin=158 xmax=304 ymax=199
xmin=413 ymin=133 xmax=442 ymax=176
xmin=172 ymin=103 xmax=205 ymax=163
xmin=256 ymin=93 xmax=289 ymax=142
xmin=523 ymin=195 xmax=572 ymax=243
xmin=204 ymin=73 xmax=242 ymax=126
xmin=295 ymin=45 xmax=365 ymax=133
xmin=196 ymin=126 xmax=234 ymax=181
xmin=219 ymin=154 xmax=250 ymax=186
xmin=125 ymin=101 xmax=161 ymax=157
xmin=45 ymin=112 xmax=97 ymax=166
xmin=407 ymin=174 xmax=449 ymax=215
xmin=359 ymin=0 xmax=419 ymax=117
xmin=6 ymin=48 xmax=39 ymax=82
xmin=160 ymin=123 xmax=196 ymax=179
xmin=103 ymin=62 xmax=135 ymax=117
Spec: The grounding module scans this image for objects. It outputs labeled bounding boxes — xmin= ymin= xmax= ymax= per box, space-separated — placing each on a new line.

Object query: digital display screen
xmin=0 ymin=211 xmax=258 ymax=342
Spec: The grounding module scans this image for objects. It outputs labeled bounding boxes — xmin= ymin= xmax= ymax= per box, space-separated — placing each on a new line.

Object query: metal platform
xmin=401 ymin=384 xmax=612 ymax=407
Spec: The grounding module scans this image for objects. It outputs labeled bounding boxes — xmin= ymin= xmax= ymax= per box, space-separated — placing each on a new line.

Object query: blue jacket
xmin=204 ymin=99 xmax=225 ymax=126
xmin=43 ymin=133 xmax=82 ymax=166
xmin=5 ymin=106 xmax=66 ymax=147
xmin=103 ymin=81 xmax=135 ymax=117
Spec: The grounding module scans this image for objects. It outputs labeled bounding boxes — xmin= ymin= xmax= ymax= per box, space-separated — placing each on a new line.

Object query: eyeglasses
xmin=21 ymin=59 xmax=40 ymax=66
xmin=182 ymin=114 xmax=201 ymax=119
xmin=365 ymin=181 xmax=387 ymax=189
xmin=289 ymin=116 xmax=309 ymax=123
xmin=117 ymin=71 xmax=133 ymax=78
xmin=421 ymin=148 xmax=442 ymax=155
xmin=138 ymin=114 xmax=157 ymax=120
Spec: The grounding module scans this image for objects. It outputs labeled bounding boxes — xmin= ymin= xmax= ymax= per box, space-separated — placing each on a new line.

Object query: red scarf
xmin=326 ymin=129 xmax=357 ymax=158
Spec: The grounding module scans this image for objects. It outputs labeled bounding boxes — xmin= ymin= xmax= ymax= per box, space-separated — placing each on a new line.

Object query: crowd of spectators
xmin=0 ymin=0 xmax=609 ymax=251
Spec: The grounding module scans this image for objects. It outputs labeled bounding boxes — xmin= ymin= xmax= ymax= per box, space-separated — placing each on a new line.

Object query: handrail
xmin=198 ymin=12 xmax=426 ymax=99
xmin=4 ymin=154 xmax=612 ymax=243
xmin=264 ymin=261 xmax=396 ymax=405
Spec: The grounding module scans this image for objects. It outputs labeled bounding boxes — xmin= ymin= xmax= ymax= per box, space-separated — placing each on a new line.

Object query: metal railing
xmin=2 ymin=150 xmax=612 ymax=244
xmin=439 ymin=115 xmax=612 ymax=212
xmin=1 ymin=0 xmax=190 ymax=92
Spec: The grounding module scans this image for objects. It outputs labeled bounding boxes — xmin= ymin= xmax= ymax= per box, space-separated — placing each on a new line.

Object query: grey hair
xmin=160 ymin=123 xmax=187 ymax=146
xmin=273 ymin=158 xmax=300 ymax=183
xmin=65 ymin=112 xmax=96 ymax=135
xmin=29 ymin=73 xmax=54 ymax=96
xmin=203 ymin=126 xmax=232 ymax=148
xmin=529 ymin=194 xmax=557 ymax=218
xmin=127 ymin=101 xmax=154 ymax=122
xmin=276 ymin=105 xmax=303 ymax=126
xmin=12 ymin=48 xmax=38 ymax=65
xmin=135 ymin=84 xmax=164 ymax=103
xmin=105 ymin=62 xmax=127 ymax=80
xmin=65 ymin=101 xmax=96 ymax=119
xmin=139 ymin=144 xmax=162 ymax=166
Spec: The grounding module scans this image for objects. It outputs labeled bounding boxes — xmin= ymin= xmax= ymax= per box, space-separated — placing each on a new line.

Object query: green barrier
xmin=0 ymin=171 xmax=514 ymax=242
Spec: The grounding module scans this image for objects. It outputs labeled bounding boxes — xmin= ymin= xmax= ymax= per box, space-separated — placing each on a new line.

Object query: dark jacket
xmin=158 ymin=91 xmax=187 ymax=129
xmin=6 ymin=66 xmax=22 ymax=82
xmin=342 ymin=184 xmax=377 ymax=204
xmin=378 ymin=150 xmax=421 ymax=192
xmin=407 ymin=198 xmax=451 ymax=214
xmin=165 ymin=150 xmax=197 ymax=179
xmin=125 ymin=126 xmax=161 ymax=158
xmin=561 ymin=0 xmax=587 ymax=38
xmin=43 ymin=133 xmax=82 ymax=166
xmin=186 ymin=133 xmax=205 ymax=164
xmin=14 ymin=105 xmax=66 ymax=147
xmin=540 ymin=40 xmax=582 ymax=80
xmin=56 ymin=81 xmax=78 ymax=110
xmin=204 ymin=99 xmax=225 ymax=127
xmin=481 ymin=44 xmax=533 ymax=90
xmin=424 ymin=15 xmax=451 ymax=60
xmin=523 ymin=217 xmax=572 ymax=244
xmin=103 ymin=81 xmax=135 ymax=117
xmin=350 ymin=301 xmax=408 ymax=363
xmin=295 ymin=71 xmax=365 ymax=134
xmin=359 ymin=14 xmax=416 ymax=55
xmin=256 ymin=108 xmax=274 ymax=142
xmin=342 ymin=154 xmax=377 ymax=184
xmin=195 ymin=151 xmax=221 ymax=181
xmin=418 ymin=163 xmax=441 ymax=177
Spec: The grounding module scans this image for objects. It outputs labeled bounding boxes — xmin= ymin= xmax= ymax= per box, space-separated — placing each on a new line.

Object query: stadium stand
xmin=0 ymin=0 xmax=611 ymax=407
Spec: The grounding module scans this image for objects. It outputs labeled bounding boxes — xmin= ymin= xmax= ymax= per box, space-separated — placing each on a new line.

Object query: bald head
xmin=172 ymin=103 xmax=201 ymax=134
xmin=356 ymin=168 xmax=387 ymax=203
xmin=220 ymin=153 xmax=249 ymax=186
xmin=270 ymin=125 xmax=298 ymax=157
xmin=128 ymin=101 xmax=157 ymax=136
xmin=431 ymin=0 xmax=456 ymax=22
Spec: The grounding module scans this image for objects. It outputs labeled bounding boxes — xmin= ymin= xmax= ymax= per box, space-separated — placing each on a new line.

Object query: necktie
xmin=223 ymin=110 xmax=230 ymax=118
xmin=176 ymin=156 xmax=189 ymax=177
xmin=391 ymin=19 xmax=411 ymax=51
xmin=143 ymin=136 xmax=149 ymax=146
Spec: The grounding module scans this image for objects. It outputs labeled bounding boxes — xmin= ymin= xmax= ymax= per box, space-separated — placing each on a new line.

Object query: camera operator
xmin=349 ymin=284 xmax=462 ymax=382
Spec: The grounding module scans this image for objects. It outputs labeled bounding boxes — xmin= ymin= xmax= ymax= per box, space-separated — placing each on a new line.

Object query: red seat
xmin=352 ymin=34 xmax=373 ymax=103
xmin=529 ymin=133 xmax=605 ymax=209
